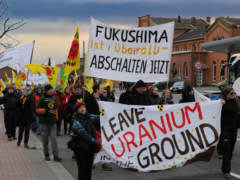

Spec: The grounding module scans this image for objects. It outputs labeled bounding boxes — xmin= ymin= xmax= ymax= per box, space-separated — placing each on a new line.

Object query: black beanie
xmin=135 ymin=80 xmax=145 ymax=88
xmin=45 ymin=84 xmax=53 ymax=92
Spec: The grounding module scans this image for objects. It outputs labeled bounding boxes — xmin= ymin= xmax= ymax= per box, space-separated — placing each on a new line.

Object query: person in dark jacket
xmin=72 ymin=102 xmax=100 ymax=180
xmin=127 ymin=80 xmax=151 ymax=105
xmin=84 ymin=83 xmax=113 ymax=171
xmin=160 ymin=89 xmax=174 ymax=105
xmin=119 ymin=82 xmax=134 ymax=104
xmin=16 ymin=86 xmax=35 ymax=149
xmin=0 ymin=85 xmax=18 ymax=141
xmin=220 ymin=87 xmax=239 ymax=179
xmin=149 ymin=86 xmax=161 ymax=105
xmin=179 ymin=84 xmax=195 ymax=103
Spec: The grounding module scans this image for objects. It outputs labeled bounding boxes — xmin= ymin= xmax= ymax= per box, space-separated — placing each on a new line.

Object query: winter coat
xmin=221 ymin=99 xmax=239 ymax=131
xmin=37 ymin=95 xmax=57 ymax=125
xmin=71 ymin=113 xmax=99 ymax=150
xmin=84 ymin=93 xmax=100 ymax=115
xmin=160 ymin=96 xmax=174 ymax=105
xmin=149 ymin=94 xmax=161 ymax=105
xmin=119 ymin=91 xmax=131 ymax=104
xmin=16 ymin=95 xmax=34 ymax=126
xmin=0 ymin=93 xmax=18 ymax=112
xmin=127 ymin=91 xmax=151 ymax=106
xmin=54 ymin=91 xmax=64 ymax=111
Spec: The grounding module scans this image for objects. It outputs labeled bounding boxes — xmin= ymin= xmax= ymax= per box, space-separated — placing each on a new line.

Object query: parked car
xmin=201 ymin=90 xmax=222 ymax=100
xmin=155 ymin=77 xmax=181 ymax=90
xmin=170 ymin=81 xmax=185 ymax=93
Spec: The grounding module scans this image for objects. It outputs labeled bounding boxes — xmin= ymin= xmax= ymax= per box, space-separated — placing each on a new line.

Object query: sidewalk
xmin=0 ymin=111 xmax=75 ymax=180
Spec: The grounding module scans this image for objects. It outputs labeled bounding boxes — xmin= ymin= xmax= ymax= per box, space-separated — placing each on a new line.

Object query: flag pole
xmin=26 ymin=40 xmax=35 ymax=85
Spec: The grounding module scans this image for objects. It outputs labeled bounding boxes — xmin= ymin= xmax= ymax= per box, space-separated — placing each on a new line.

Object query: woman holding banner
xmin=221 ymin=87 xmax=240 ymax=179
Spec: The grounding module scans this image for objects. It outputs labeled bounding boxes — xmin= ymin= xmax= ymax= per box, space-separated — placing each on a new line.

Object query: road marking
xmin=0 ymin=123 xmax=1 ymax=129
xmin=231 ymin=172 xmax=240 ymax=179
xmin=31 ymin=134 xmax=75 ymax=180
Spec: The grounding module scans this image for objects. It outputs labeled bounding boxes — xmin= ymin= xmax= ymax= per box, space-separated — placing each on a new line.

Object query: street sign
xmin=194 ymin=61 xmax=203 ymax=71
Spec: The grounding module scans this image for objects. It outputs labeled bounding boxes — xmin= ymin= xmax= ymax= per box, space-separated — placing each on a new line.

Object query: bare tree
xmin=0 ymin=0 xmax=25 ymax=49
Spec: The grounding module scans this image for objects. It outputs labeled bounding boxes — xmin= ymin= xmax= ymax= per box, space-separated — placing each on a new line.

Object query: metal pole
xmin=227 ymin=52 xmax=231 ymax=85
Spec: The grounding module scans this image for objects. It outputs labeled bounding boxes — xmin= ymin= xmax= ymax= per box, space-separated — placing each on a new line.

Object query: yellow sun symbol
xmin=48 ymin=102 xmax=54 ymax=109
xmin=158 ymin=105 xmax=164 ymax=111
xmin=100 ymin=109 xmax=105 ymax=116
xmin=77 ymin=98 xmax=83 ymax=103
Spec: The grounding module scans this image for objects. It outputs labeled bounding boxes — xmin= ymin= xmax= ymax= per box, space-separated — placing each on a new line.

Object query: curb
xmin=30 ymin=133 xmax=75 ymax=180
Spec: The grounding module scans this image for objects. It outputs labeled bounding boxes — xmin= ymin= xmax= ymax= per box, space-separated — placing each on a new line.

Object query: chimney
xmin=206 ymin=16 xmax=211 ymax=24
xmin=178 ymin=15 xmax=181 ymax=23
xmin=191 ymin=17 xmax=196 ymax=26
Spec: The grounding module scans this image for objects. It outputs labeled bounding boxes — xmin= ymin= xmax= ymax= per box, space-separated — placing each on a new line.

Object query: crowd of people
xmin=0 ymin=79 xmax=238 ymax=179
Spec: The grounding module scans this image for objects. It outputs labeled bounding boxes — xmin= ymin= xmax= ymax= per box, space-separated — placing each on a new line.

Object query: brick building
xmin=138 ymin=15 xmax=240 ymax=86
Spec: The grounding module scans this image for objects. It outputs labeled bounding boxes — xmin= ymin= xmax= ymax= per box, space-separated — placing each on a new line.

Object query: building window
xmin=184 ymin=45 xmax=187 ymax=51
xmin=221 ymin=61 xmax=225 ymax=80
xmin=213 ymin=37 xmax=224 ymax=41
xmin=213 ymin=62 xmax=217 ymax=81
xmin=172 ymin=63 xmax=177 ymax=77
xmin=184 ymin=62 xmax=188 ymax=78
xmin=176 ymin=46 xmax=179 ymax=52
xmin=192 ymin=44 xmax=196 ymax=51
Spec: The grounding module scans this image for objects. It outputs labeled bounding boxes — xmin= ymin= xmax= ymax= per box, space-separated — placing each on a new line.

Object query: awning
xmin=201 ymin=37 xmax=240 ymax=53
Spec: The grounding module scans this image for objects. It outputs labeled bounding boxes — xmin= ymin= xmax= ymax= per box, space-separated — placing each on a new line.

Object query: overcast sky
xmin=5 ymin=0 xmax=240 ymax=64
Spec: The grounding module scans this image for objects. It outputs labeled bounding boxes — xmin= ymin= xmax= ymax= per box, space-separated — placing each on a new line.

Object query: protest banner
xmin=86 ymin=18 xmax=174 ymax=82
xmin=95 ymin=100 xmax=222 ymax=172
xmin=0 ymin=42 xmax=34 ymax=70
xmin=193 ymin=88 xmax=210 ymax=102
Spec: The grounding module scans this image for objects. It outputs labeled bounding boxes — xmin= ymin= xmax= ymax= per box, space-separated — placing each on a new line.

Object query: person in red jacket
xmin=54 ymin=86 xmax=65 ymax=136
xmin=62 ymin=87 xmax=72 ymax=135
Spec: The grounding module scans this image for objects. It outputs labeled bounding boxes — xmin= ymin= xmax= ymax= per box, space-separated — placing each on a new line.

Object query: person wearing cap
xmin=71 ymin=101 xmax=100 ymax=180
xmin=220 ymin=87 xmax=240 ymax=179
xmin=36 ymin=84 xmax=61 ymax=162
xmin=0 ymin=85 xmax=18 ymax=141
xmin=127 ymin=80 xmax=151 ymax=105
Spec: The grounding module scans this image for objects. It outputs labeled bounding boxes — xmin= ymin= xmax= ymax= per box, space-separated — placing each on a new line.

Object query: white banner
xmin=96 ymin=101 xmax=222 ymax=172
xmin=0 ymin=42 xmax=34 ymax=70
xmin=86 ymin=18 xmax=174 ymax=82
xmin=26 ymin=72 xmax=49 ymax=85
xmin=194 ymin=88 xmax=210 ymax=102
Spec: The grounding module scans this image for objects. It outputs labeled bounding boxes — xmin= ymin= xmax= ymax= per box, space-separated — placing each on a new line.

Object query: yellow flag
xmin=12 ymin=71 xmax=16 ymax=83
xmin=84 ymin=77 xmax=94 ymax=94
xmin=15 ymin=72 xmax=27 ymax=89
xmin=4 ymin=72 xmax=10 ymax=85
xmin=0 ymin=79 xmax=6 ymax=97
xmin=65 ymin=26 xmax=80 ymax=76
xmin=25 ymin=64 xmax=59 ymax=87
xmin=103 ymin=79 xmax=114 ymax=91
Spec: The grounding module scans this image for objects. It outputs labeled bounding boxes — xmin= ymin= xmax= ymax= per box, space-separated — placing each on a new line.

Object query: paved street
xmin=0 ymin=88 xmax=240 ymax=180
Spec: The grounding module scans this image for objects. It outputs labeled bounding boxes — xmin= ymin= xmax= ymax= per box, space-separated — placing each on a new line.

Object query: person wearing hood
xmin=36 ymin=84 xmax=61 ymax=162
xmin=127 ymin=80 xmax=151 ymax=106
xmin=179 ymin=84 xmax=195 ymax=103
xmin=119 ymin=82 xmax=134 ymax=104
xmin=71 ymin=102 xmax=101 ymax=180
xmin=220 ymin=87 xmax=240 ymax=179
